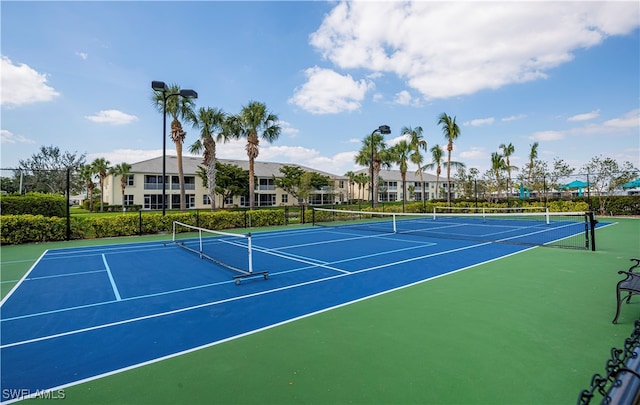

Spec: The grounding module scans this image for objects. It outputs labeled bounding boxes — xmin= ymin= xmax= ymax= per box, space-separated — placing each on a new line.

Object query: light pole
xmin=151 ymin=81 xmax=198 ymax=215
xmin=370 ymin=125 xmax=391 ymax=208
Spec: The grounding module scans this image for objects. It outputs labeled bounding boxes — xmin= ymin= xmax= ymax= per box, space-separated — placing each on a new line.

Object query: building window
xmin=144 ymin=175 xmax=164 ymax=190
xmin=224 ymin=196 xmax=233 ymax=205
xmin=126 ymin=174 xmax=134 ymax=186
xmin=143 ymin=194 xmax=165 ymax=210
xmin=203 ymin=195 xmax=211 ymax=205
xmin=281 ymin=194 xmax=288 ymax=204
xmin=171 ymin=194 xmax=195 ymax=209
xmin=258 ymin=178 xmax=275 ymax=190
xmin=123 ymin=195 xmax=134 ymax=206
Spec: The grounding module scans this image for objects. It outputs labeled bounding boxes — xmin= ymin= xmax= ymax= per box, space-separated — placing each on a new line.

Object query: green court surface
xmin=2 ymin=217 xmax=639 ymax=404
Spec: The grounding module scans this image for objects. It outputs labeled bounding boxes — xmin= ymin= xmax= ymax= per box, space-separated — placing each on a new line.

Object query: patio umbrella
xmin=621 ymin=179 xmax=640 ymax=189
xmin=559 ymin=180 xmax=590 ymax=189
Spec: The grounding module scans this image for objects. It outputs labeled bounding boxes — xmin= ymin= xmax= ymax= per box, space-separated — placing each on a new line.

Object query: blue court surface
xmin=0 ymin=219 xmax=595 ymax=402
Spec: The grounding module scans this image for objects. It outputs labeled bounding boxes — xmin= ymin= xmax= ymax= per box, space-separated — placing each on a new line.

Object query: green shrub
xmin=1 ymin=193 xmax=66 ymax=217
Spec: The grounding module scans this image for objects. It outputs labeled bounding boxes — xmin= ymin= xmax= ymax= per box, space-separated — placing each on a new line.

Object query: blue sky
xmin=2 ymin=1 xmax=639 ymax=179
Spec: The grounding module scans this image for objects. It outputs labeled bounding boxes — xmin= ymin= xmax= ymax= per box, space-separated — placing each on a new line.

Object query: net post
xmin=392 ymin=214 xmax=397 ymax=233
xmin=482 ymin=207 xmax=486 ymax=223
xmin=172 ymin=221 xmax=176 ymax=243
xmin=199 ymin=228 xmax=203 ymax=258
xmin=589 ymin=211 xmax=597 ymax=251
xmin=312 ymin=208 xmax=316 ymax=226
xmin=432 ymin=207 xmax=436 ymax=220
xmin=247 ymin=233 xmax=253 ymax=274
xmin=545 ymin=208 xmax=550 ymax=225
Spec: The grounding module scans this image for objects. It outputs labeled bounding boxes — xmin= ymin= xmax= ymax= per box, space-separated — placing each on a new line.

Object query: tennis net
xmin=170 ymin=221 xmax=268 ymax=284
xmin=312 ymin=208 xmax=597 ymax=250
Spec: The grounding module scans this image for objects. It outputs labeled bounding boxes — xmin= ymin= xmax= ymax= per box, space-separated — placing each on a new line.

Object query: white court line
xmin=102 ymin=254 xmax=121 ymax=301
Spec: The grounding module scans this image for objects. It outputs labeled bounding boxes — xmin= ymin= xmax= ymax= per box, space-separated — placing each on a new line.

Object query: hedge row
xmin=0 ymin=209 xmax=287 ymax=245
xmin=1 ymin=193 xmax=67 ymax=217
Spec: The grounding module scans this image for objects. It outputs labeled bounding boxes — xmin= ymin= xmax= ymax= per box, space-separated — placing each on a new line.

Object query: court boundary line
xmin=102 ymin=254 xmax=121 ymax=301
xmin=0 ymin=250 xmax=47 ymax=307
xmin=0 ymin=243 xmax=539 ymax=405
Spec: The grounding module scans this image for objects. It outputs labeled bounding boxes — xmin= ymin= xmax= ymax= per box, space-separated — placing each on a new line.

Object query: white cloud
xmin=502 ymin=114 xmax=527 ymax=122
xmin=459 ymin=147 xmax=486 ymax=160
xmin=602 ymin=109 xmax=639 ymax=129
xmin=568 ymin=109 xmax=600 ymax=122
xmin=0 ymin=56 xmax=60 ymax=107
xmin=530 ymin=130 xmax=566 ymax=141
xmin=0 ymin=129 xmax=36 ymax=144
xmin=278 ymin=120 xmax=299 ymax=138
xmin=75 ymin=51 xmax=88 ymax=60
xmin=464 ymin=117 xmax=495 ymax=127
xmin=85 ymin=110 xmax=139 ymax=125
xmin=288 ymin=66 xmax=373 ymax=114
xmin=393 ymin=90 xmax=421 ymax=106
xmin=308 ymin=2 xmax=640 ymax=100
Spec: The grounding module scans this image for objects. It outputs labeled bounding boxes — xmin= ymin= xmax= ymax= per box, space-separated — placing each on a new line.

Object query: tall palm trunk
xmin=446 ymin=141 xmax=453 ymax=203
xmin=170 ymin=119 xmax=187 ymax=211
xmin=435 ymin=166 xmax=441 ymax=199
xmin=246 ymin=131 xmax=259 ymax=209
xmin=204 ymin=137 xmax=216 ymax=210
xmin=373 ymin=160 xmax=381 ymax=207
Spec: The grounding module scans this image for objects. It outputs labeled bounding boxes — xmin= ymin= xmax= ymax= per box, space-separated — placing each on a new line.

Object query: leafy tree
xmin=582 ymin=156 xmax=639 ymax=215
xmin=548 ymin=158 xmax=575 ymax=199
xmin=437 ymin=113 xmax=461 ymax=204
xmin=454 ymin=166 xmax=480 ymax=199
xmin=354 ymin=132 xmax=392 ymax=207
xmin=91 ymin=158 xmax=110 ymax=212
xmin=274 ymin=165 xmax=330 ymax=205
xmin=1 ymin=176 xmax=20 ymax=194
xmin=224 ymin=101 xmax=280 ymax=210
xmin=527 ymin=142 xmax=539 ymax=187
xmin=213 ymin=162 xmax=251 ymax=209
xmin=109 ymin=162 xmax=132 ymax=210
xmin=17 ymin=145 xmax=86 ymax=196
xmin=190 ymin=106 xmax=228 ymax=210
xmin=152 ymin=83 xmax=197 ymax=211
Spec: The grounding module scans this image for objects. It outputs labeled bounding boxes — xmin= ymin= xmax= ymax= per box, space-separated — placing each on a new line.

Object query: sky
xmin=1 ymin=1 xmax=639 ymax=179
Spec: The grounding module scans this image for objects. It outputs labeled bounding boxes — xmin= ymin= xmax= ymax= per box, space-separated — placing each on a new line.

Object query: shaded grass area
xmin=3 ymin=218 xmax=639 ymax=404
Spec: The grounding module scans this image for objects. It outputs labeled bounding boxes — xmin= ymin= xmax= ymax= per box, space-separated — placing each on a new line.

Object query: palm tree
xmin=499 ymin=142 xmax=517 ymax=198
xmin=527 ymin=142 xmax=539 ymax=187
xmin=78 ymin=164 xmax=96 ymax=212
xmin=354 ymin=132 xmax=392 ymax=208
xmin=152 ymin=83 xmax=197 ymax=211
xmin=437 ymin=113 xmax=461 ymax=204
xmin=190 ymin=106 xmax=227 ymax=210
xmin=109 ymin=162 xmax=132 ymax=211
xmin=224 ymin=101 xmax=280 ymax=210
xmin=390 ymin=140 xmax=412 ymax=210
xmin=344 ymin=171 xmax=356 ymax=203
xmin=402 ymin=126 xmax=427 ymax=204
xmin=354 ymin=172 xmax=369 ymax=201
xmin=91 ymin=157 xmax=110 ymax=212
xmin=490 ymin=152 xmax=507 ymax=201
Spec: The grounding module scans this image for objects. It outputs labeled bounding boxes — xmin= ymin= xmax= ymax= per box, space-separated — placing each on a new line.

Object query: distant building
xmin=102 ymin=156 xmax=457 ymax=210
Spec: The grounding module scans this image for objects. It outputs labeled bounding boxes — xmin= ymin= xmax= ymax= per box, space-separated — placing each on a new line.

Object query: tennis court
xmin=0 ymin=211 xmax=619 ymax=403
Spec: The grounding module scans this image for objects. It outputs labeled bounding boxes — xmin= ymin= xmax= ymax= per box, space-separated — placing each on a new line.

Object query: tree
xmin=354 ymin=132 xmax=392 ymax=207
xmin=490 ymin=152 xmax=507 ymax=201
xmin=390 ymin=139 xmax=412 ymax=210
xmin=353 ymin=172 xmax=369 ymax=201
xmin=437 ymin=113 xmax=461 ymax=204
xmin=17 ymin=145 xmax=86 ymax=195
xmin=212 ymin=162 xmax=250 ymax=209
xmin=109 ymin=162 xmax=132 ymax=211
xmin=582 ymin=156 xmax=639 ymax=215
xmin=548 ymin=158 xmax=575 ymax=200
xmin=91 ymin=158 xmax=110 ymax=212
xmin=1 ymin=176 xmax=20 ymax=194
xmin=344 ymin=171 xmax=356 ymax=203
xmin=527 ymin=142 xmax=539 ymax=187
xmin=499 ymin=142 xmax=518 ymax=198
xmin=422 ymin=145 xmax=444 ymax=200
xmin=190 ymin=106 xmax=227 ymax=210
xmin=152 ymin=83 xmax=197 ymax=211
xmin=224 ymin=101 xmax=280 ymax=210
xmin=78 ymin=164 xmax=96 ymax=211
xmin=274 ymin=165 xmax=330 ymax=205
xmin=402 ymin=126 xmax=427 ymax=204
